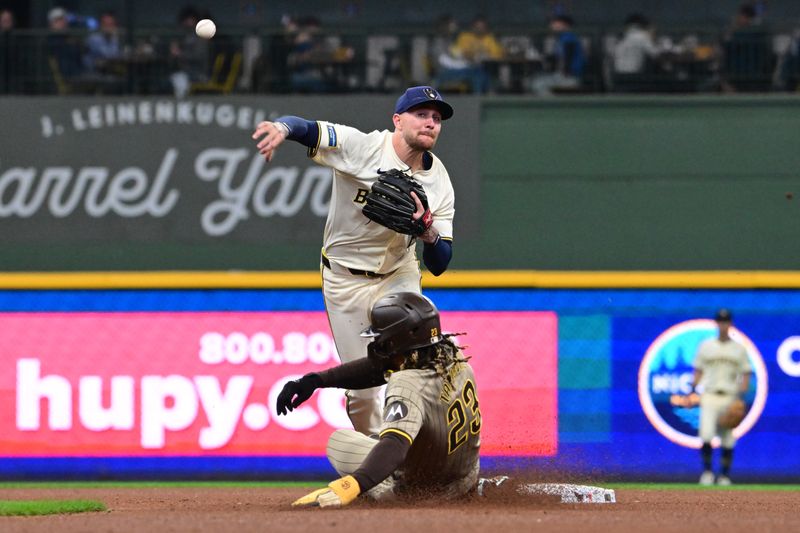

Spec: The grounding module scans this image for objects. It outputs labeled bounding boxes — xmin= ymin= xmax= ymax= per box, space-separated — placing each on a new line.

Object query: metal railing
xmin=1 ymin=27 xmax=797 ymax=96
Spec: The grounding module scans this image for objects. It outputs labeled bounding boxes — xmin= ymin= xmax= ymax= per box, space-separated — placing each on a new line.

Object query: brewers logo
xmin=638 ymin=319 xmax=768 ymax=448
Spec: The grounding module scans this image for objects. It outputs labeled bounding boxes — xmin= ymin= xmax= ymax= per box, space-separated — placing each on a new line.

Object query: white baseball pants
xmin=321 ymin=258 xmax=421 ymax=436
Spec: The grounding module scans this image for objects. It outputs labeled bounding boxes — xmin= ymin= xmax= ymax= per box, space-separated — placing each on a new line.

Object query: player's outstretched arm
xmin=276 ymin=373 xmax=322 ymax=415
xmin=276 ymin=358 xmax=387 ymax=415
xmin=252 ymin=121 xmax=287 ymax=162
xmin=252 ymin=116 xmax=319 ymax=162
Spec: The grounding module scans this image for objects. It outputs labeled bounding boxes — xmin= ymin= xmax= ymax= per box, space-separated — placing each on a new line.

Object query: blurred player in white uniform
xmin=692 ymin=308 xmax=752 ymax=486
xmin=252 ymin=87 xmax=456 ymax=436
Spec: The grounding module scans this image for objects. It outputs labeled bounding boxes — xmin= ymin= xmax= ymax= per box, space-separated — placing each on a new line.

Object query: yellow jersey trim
xmin=1 ymin=270 xmax=799 ymax=289
xmin=379 ymin=428 xmax=413 ymax=445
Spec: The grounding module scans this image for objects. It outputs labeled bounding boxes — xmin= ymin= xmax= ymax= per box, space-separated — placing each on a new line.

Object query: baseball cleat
xmin=699 ymin=471 xmax=715 ymax=486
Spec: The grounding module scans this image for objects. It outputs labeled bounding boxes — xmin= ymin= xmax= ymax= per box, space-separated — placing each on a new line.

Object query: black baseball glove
xmin=362 ymin=169 xmax=432 ymax=236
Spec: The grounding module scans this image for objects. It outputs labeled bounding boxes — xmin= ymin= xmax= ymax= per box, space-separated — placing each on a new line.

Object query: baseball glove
xmin=362 ymin=169 xmax=432 ymax=236
xmin=718 ymin=398 xmax=746 ymax=429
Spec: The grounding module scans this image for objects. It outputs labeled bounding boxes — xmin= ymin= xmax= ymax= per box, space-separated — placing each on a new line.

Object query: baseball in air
xmin=195 ymin=19 xmax=216 ymax=39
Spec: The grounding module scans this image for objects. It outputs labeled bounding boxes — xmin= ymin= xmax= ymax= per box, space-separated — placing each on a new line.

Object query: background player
xmin=252 ymin=86 xmax=456 ymax=436
xmin=692 ymin=308 xmax=752 ymax=486
xmin=276 ymin=292 xmax=481 ymax=507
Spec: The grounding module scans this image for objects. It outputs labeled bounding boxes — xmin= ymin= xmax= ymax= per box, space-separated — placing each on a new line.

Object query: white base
xmin=517 ymin=483 xmax=616 ymax=504
xmin=477 ymin=476 xmax=616 ymax=504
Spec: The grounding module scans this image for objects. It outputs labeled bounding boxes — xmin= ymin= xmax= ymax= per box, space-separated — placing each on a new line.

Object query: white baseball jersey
xmin=694 ymin=338 xmax=751 ymax=395
xmin=310 ymin=122 xmax=455 ymax=275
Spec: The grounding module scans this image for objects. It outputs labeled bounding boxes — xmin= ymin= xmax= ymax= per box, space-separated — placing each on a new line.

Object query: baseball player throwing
xmin=252 ymin=86 xmax=456 ymax=436
xmin=692 ymin=308 xmax=752 ymax=486
xmin=276 ymin=292 xmax=481 ymax=506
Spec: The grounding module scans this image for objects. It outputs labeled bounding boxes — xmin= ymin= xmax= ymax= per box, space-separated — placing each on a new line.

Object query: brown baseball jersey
xmin=378 ymin=358 xmax=481 ymax=489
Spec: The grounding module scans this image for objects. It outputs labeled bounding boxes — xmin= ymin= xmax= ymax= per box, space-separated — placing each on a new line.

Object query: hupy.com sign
xmin=0 ymin=311 xmax=555 ymax=459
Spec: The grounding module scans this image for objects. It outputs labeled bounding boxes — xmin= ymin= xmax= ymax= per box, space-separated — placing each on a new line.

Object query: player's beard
xmin=405 ymin=129 xmax=437 ymax=151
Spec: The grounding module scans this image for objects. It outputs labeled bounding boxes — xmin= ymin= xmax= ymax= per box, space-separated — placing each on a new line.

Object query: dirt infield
xmin=1 ymin=486 xmax=797 ymax=533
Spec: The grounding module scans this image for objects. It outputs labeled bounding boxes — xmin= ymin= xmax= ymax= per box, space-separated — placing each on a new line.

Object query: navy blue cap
xmin=394 ymin=86 xmax=453 ymax=120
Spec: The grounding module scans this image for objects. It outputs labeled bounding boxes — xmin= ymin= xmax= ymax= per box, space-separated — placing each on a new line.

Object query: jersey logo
xmin=326 ymin=125 xmax=337 ymax=147
xmin=376 ymin=167 xmax=410 ymax=175
xmin=354 ymin=188 xmax=369 ymax=204
xmin=384 ymin=401 xmax=408 ymax=422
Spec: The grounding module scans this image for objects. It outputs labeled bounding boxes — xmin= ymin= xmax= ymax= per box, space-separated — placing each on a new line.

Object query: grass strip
xmin=0 ymin=499 xmax=106 ymax=516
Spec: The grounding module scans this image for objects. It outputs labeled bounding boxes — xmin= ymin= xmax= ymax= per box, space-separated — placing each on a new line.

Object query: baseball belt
xmin=321 ymin=254 xmax=385 ymax=278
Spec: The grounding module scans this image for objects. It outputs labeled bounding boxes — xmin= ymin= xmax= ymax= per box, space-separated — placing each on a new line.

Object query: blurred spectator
xmin=778 ymin=30 xmax=800 ymax=91
xmin=453 ymin=15 xmax=504 ymax=64
xmin=46 ymin=7 xmax=86 ymax=82
xmin=612 ymin=13 xmax=661 ymax=92
xmin=252 ymin=14 xmax=297 ymax=93
xmin=84 ymin=11 xmax=123 ymax=73
xmin=0 ymin=8 xmax=14 ymax=32
xmin=169 ymin=5 xmax=211 ymax=98
xmin=720 ymin=3 xmax=772 ymax=92
xmin=531 ymin=15 xmax=585 ymax=96
xmin=613 ymin=14 xmax=659 ymax=75
xmin=287 ymin=16 xmax=353 ymax=93
xmin=430 ymin=14 xmax=490 ymax=93
xmin=440 ymin=14 xmax=503 ymax=92
xmin=0 ymin=8 xmax=14 ymax=93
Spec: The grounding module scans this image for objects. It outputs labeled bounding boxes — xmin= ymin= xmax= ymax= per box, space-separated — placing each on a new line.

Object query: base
xmin=517 ymin=482 xmax=616 ymax=504
xmin=477 ymin=476 xmax=616 ymax=504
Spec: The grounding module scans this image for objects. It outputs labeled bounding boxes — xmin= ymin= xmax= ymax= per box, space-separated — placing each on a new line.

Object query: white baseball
xmin=195 ymin=19 xmax=216 ymax=39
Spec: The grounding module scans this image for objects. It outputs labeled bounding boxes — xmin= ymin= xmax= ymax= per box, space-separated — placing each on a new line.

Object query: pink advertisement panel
xmin=0 ymin=312 xmax=557 ymax=457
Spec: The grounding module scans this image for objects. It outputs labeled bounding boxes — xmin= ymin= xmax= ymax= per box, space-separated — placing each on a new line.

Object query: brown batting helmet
xmin=361 ymin=292 xmax=443 ymax=359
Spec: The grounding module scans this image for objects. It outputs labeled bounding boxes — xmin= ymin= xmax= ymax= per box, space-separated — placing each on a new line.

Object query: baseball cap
xmin=48 ymin=7 xmax=67 ymax=23
xmin=394 ymin=86 xmax=453 ymax=120
xmin=714 ymin=308 xmax=733 ymax=321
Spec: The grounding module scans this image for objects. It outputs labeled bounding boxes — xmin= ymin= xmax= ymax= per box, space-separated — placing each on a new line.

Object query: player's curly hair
xmin=398 ymin=334 xmax=469 ymax=387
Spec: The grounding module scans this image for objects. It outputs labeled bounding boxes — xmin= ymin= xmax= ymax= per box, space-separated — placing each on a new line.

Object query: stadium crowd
xmin=1 ymin=2 xmax=799 ymax=96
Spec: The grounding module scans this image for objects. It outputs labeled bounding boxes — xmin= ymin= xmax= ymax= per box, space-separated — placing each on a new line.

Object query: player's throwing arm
xmin=252 ymin=121 xmax=289 ymax=162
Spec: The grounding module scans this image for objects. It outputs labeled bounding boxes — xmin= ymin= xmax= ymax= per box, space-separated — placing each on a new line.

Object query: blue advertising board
xmin=1 ymin=288 xmax=798 ymax=481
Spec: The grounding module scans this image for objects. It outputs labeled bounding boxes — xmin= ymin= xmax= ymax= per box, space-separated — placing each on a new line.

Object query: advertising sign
xmin=0 ymin=311 xmax=557 ymax=458
xmin=3 ymin=287 xmax=800 ymax=481
xmin=0 ymin=96 xmax=480 ymax=270
xmin=638 ymin=319 xmax=768 ymax=448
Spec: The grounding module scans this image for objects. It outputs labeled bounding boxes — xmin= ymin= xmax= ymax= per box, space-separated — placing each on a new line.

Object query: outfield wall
xmin=1 ymin=286 xmax=798 ymax=482
xmin=2 ymin=95 xmax=800 ymax=271
xmin=3 ymin=94 xmax=799 ymax=480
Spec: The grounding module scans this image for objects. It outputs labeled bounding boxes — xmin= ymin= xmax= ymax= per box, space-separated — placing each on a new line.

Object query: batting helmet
xmin=361 ymin=292 xmax=443 ymax=359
